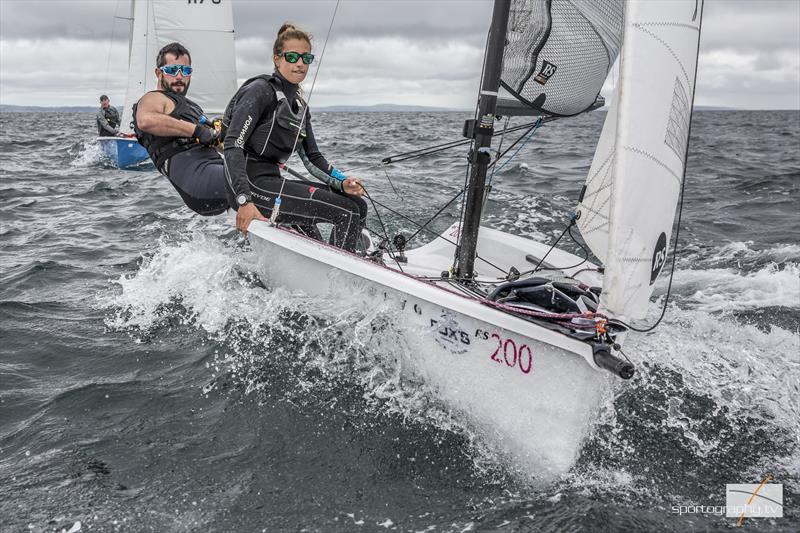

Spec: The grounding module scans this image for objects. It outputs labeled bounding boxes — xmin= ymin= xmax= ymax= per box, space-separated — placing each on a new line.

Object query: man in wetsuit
xmin=132 ymin=42 xmax=229 ymax=216
xmin=96 ymin=95 xmax=122 ymax=137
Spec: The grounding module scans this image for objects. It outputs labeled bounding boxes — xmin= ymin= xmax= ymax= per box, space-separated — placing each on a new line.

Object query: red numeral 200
xmin=489 ymin=333 xmax=532 ymax=374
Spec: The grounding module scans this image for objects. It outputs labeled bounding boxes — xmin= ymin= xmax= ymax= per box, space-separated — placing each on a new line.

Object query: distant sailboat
xmin=245 ymin=0 xmax=704 ymax=478
xmin=98 ymin=0 xmax=238 ymax=169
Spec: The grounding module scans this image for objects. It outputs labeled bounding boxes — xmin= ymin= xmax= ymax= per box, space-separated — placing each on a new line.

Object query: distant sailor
xmin=222 ymin=23 xmax=368 ymax=250
xmin=132 ymin=42 xmax=229 ymax=216
xmin=96 ymin=95 xmax=122 ymax=137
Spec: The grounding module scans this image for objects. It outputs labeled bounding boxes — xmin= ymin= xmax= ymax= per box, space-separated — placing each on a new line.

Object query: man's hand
xmin=193 ymin=124 xmax=220 ymax=146
xmin=236 ymin=202 xmax=267 ymax=236
xmin=343 ymin=177 xmax=364 ymax=196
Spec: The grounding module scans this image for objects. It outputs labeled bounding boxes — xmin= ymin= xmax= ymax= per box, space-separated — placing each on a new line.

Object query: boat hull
xmin=247 ymin=221 xmax=610 ymax=479
xmin=97 ymin=137 xmax=149 ymax=169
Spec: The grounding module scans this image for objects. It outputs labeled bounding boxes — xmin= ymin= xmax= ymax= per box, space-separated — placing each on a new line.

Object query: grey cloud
xmin=702 ymin=0 xmax=799 ymax=52
xmin=0 ymin=0 xmax=122 ymax=40
xmin=0 ymin=0 xmax=493 ymax=44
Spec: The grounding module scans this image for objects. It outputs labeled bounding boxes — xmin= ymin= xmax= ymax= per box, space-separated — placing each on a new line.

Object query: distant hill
xmin=0 ymin=103 xmax=464 ymax=113
xmin=0 ymin=103 xmax=764 ymax=113
xmin=315 ymin=103 xmax=466 ymax=113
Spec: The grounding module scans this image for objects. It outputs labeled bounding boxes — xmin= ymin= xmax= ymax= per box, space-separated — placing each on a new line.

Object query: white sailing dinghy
xmin=98 ymin=0 xmax=238 ymax=168
xmin=247 ymin=0 xmax=704 ymax=477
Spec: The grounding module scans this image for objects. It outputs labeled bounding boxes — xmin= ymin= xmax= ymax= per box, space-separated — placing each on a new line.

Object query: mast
xmin=455 ymin=0 xmax=511 ymax=279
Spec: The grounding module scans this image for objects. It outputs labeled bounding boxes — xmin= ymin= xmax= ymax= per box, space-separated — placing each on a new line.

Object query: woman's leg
xmin=247 ymin=176 xmax=367 ymax=252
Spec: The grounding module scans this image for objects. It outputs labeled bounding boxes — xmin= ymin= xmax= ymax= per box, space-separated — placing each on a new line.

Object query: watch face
xmin=237 ymin=194 xmax=247 ymax=206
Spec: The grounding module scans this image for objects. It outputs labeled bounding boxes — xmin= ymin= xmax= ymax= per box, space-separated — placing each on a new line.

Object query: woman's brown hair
xmin=273 ymin=23 xmax=312 ymax=56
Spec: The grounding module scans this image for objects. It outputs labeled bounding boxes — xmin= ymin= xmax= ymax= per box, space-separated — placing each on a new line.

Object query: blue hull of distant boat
xmin=97 ymin=137 xmax=149 ymax=169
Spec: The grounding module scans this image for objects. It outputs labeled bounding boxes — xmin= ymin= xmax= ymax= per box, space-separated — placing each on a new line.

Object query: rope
xmin=480 ymin=298 xmax=608 ymax=325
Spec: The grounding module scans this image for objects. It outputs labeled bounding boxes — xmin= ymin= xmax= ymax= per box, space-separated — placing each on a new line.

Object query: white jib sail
xmin=576 ymin=0 xmax=703 ymax=319
xmin=120 ymin=0 xmax=238 ymax=133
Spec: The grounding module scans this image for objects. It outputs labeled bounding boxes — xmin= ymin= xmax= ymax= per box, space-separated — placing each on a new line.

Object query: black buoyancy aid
xmin=104 ymin=107 xmax=120 ymax=129
xmin=132 ymin=91 xmax=205 ymax=173
xmin=223 ymin=74 xmax=307 ymax=164
xmin=97 ymin=107 xmax=120 ymax=136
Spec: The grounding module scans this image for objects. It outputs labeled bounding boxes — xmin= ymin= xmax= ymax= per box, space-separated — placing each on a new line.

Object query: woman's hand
xmin=236 ymin=202 xmax=267 ymax=236
xmin=343 ymin=177 xmax=364 ymax=196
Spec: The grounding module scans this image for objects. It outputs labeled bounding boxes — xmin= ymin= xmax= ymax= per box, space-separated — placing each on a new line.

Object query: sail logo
xmin=651 ymin=232 xmax=668 ymax=285
xmin=534 ymin=61 xmax=557 ymax=85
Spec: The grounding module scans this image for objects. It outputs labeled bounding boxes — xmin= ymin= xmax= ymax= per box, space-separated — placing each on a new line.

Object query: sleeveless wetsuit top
xmin=132 ymin=91 xmax=205 ymax=173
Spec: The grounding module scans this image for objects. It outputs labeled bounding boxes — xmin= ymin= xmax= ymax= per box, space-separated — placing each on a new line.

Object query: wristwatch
xmin=236 ymin=194 xmax=251 ymax=206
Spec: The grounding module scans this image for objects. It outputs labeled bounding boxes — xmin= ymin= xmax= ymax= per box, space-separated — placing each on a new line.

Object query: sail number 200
xmin=489 ymin=333 xmax=533 ymax=375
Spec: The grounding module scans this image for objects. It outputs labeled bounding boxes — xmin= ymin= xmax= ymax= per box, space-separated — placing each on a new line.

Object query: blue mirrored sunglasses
xmin=159 ymin=64 xmax=193 ymax=77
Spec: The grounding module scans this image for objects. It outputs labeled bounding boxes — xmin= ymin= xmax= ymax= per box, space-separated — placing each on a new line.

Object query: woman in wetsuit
xmin=222 ymin=23 xmax=367 ymax=251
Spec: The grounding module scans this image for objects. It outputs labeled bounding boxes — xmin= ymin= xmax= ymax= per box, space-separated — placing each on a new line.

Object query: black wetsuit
xmin=133 ymin=91 xmax=229 ymax=216
xmin=96 ymin=106 xmax=120 ymax=137
xmin=222 ymin=72 xmax=367 ymax=251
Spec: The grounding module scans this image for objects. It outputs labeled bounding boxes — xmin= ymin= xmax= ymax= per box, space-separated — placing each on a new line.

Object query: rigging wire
xmin=487 ymin=116 xmax=542 ymax=183
xmin=363 ymin=193 xmax=509 ymax=276
xmin=379 ymin=119 xmax=549 ymax=165
xmin=360 ymin=185 xmax=404 ymax=272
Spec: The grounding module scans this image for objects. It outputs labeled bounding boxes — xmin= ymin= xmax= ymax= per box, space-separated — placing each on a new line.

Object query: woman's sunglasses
xmin=159 ymin=64 xmax=193 ymax=77
xmin=278 ymin=51 xmax=315 ymax=65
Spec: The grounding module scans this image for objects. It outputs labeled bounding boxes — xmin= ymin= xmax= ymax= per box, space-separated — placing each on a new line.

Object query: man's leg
xmin=166 ymin=149 xmax=229 ymax=215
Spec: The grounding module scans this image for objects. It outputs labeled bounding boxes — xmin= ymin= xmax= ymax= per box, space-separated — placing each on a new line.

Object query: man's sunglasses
xmin=278 ymin=51 xmax=315 ymax=65
xmin=159 ymin=64 xmax=193 ymax=77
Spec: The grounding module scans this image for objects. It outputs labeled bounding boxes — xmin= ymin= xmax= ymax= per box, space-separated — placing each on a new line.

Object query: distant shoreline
xmin=1 ymin=104 xmax=793 ymax=114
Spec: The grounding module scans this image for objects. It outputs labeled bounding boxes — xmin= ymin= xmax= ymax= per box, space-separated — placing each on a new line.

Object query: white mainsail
xmin=577 ymin=0 xmax=704 ymax=319
xmin=119 ymin=0 xmax=238 ymax=133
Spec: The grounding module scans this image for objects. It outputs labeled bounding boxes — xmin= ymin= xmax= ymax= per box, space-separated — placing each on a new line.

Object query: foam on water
xmin=106 ymin=234 xmax=602 ymax=483
xmin=68 ymin=139 xmax=106 ymax=168
xmin=671 ymin=262 xmax=799 ymax=312
xmin=106 ymin=229 xmax=800 ymax=498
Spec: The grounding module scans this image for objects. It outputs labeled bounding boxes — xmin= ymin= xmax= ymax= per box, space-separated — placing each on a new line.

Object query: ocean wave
xmin=672 ymin=262 xmax=799 ymax=312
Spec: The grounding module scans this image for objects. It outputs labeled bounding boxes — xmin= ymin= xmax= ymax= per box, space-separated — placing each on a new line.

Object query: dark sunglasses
xmin=278 ymin=51 xmax=315 ymax=65
xmin=159 ymin=64 xmax=193 ymax=77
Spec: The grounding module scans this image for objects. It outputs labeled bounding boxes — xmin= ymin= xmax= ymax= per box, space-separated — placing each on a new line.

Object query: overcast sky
xmin=0 ymin=0 xmax=798 ymax=109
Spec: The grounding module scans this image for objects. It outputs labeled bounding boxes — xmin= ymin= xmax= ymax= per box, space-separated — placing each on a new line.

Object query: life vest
xmin=97 ymin=106 xmax=120 ymax=136
xmin=222 ymin=74 xmax=308 ymax=164
xmin=132 ymin=91 xmax=205 ymax=173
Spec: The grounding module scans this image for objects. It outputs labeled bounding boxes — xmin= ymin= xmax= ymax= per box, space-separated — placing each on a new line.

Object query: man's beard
xmin=161 ymin=77 xmax=190 ymax=94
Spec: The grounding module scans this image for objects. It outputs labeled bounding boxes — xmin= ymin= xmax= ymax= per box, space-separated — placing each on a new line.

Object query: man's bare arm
xmin=135 ymin=92 xmax=197 ymax=137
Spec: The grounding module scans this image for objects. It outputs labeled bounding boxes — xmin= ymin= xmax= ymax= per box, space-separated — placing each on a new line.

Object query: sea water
xmin=1 ymin=110 xmax=798 ymax=531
